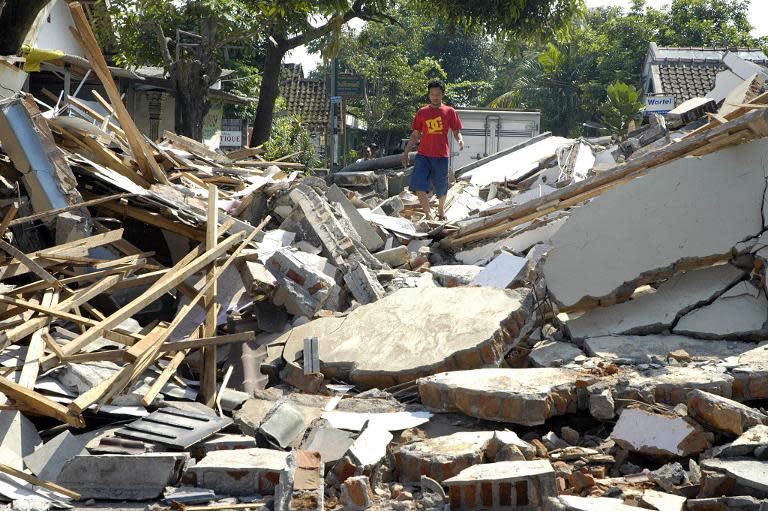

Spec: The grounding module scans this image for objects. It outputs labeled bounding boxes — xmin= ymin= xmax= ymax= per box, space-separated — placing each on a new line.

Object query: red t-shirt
xmin=411 ymin=105 xmax=462 ymax=158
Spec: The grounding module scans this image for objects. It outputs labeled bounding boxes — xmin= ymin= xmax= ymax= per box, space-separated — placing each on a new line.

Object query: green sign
xmin=336 ymin=73 xmax=364 ymax=98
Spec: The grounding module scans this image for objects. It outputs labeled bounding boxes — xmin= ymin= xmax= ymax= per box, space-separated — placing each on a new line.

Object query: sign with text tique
xmin=643 ymin=95 xmax=675 ymax=116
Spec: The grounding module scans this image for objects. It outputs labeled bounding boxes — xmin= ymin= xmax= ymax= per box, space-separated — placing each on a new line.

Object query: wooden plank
xmin=0 ymin=239 xmax=61 ymax=288
xmin=0 ymin=463 xmax=80 ymax=499
xmin=163 ymin=130 xmax=232 ymax=165
xmin=17 ymin=290 xmax=58 ymax=389
xmin=87 ymin=196 xmax=205 ymax=242
xmin=0 ymin=374 xmax=84 ymax=427
xmin=225 ymin=145 xmax=264 ymax=161
xmin=10 ymin=262 xmax=144 ymax=296
xmin=200 ymin=184 xmax=219 ymax=407
xmin=68 ymin=2 xmax=167 ymax=185
xmin=141 ymin=348 xmax=189 ymax=406
xmin=66 ymin=95 xmax=127 ymax=140
xmin=0 ymin=294 xmax=104 ymax=327
xmin=42 ymin=332 xmax=66 ymax=361
xmin=0 ymin=202 xmax=18 ymax=238
xmin=49 ymin=232 xmax=245 ymax=364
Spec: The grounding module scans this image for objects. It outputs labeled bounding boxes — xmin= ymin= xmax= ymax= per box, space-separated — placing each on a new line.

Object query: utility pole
xmin=328 ymin=58 xmax=339 ymax=172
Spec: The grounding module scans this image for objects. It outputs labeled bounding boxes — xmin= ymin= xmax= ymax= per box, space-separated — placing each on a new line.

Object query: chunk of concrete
xmin=528 ymin=340 xmax=583 ymax=368
xmin=567 ymin=264 xmax=744 ymax=339
xmin=610 ymin=407 xmax=712 ymax=458
xmin=640 ymin=489 xmax=686 ymax=511
xmin=340 ymin=475 xmax=373 ymax=510
xmin=543 ymin=139 xmax=768 ymax=310
xmin=729 ymin=344 xmax=768 ymax=401
xmin=443 ymin=460 xmax=557 ymax=511
xmin=395 ymin=432 xmax=495 ymax=483
xmin=589 ymin=389 xmax=615 ymax=420
xmin=184 ymin=448 xmax=289 ymax=496
xmin=614 ymin=366 xmax=735 ymax=406
xmin=558 ymin=495 xmax=640 ymax=511
xmin=429 ymin=265 xmax=483 ymax=287
xmin=687 ymin=389 xmax=768 ymax=436
xmin=326 ymin=184 xmax=384 ymax=252
xmin=268 ymin=248 xmax=339 ymax=317
xmin=716 ymin=425 xmax=768 ymax=458
xmin=700 ymin=458 xmax=768 ymax=498
xmin=673 ymin=282 xmax=768 ymax=339
xmin=22 ymin=430 xmax=87 ymax=482
xmin=57 ymin=453 xmax=189 ymax=500
xmin=584 ymin=334 xmax=757 ymax=364
xmin=300 ymin=424 xmax=355 ymax=464
xmin=418 ymin=368 xmax=587 ymax=426
xmin=281 ymin=287 xmax=536 ymax=389
xmin=259 ymin=400 xmax=307 ymax=449
xmin=373 ymin=245 xmax=408 ymax=267
xmin=343 ymin=262 xmax=386 ymax=305
xmin=347 ymin=422 xmax=393 ymax=467
xmin=0 ymin=411 xmax=41 ymax=458
xmin=470 ymin=252 xmax=527 ymax=289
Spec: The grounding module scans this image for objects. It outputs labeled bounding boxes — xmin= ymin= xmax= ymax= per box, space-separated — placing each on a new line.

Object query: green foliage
xmin=599 ymin=81 xmax=645 ymax=133
xmin=263 ymin=115 xmax=319 ymax=168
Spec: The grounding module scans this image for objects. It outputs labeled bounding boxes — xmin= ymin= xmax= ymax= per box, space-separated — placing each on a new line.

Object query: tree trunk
xmin=172 ymin=59 xmax=213 ymax=141
xmin=0 ymin=0 xmax=49 ymax=55
xmin=250 ymin=42 xmax=287 ymax=147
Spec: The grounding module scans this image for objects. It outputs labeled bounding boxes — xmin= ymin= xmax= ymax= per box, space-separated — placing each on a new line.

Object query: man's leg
xmin=408 ymin=155 xmax=433 ymax=219
xmin=416 ymin=191 xmax=432 ymax=220
xmin=437 ymin=194 xmax=446 ymax=220
xmin=432 ymin=157 xmax=450 ymax=220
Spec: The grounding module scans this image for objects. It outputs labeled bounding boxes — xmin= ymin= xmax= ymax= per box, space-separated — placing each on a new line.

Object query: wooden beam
xmin=0 ymin=374 xmax=84 ymax=427
xmin=163 ymin=130 xmax=232 ymax=165
xmin=200 ymin=184 xmax=219 ymax=407
xmin=0 ymin=239 xmax=61 ymax=288
xmin=17 ymin=290 xmax=58 ymax=389
xmin=0 ymin=202 xmax=18 ymax=238
xmin=68 ymin=2 xmax=168 ymax=185
xmin=0 ymin=463 xmax=80 ymax=499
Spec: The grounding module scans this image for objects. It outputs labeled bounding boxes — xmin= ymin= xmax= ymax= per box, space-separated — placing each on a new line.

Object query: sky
xmin=286 ymin=0 xmax=768 ymax=75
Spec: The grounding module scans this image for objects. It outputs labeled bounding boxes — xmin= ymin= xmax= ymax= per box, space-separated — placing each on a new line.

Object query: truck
xmin=448 ymin=108 xmax=541 ymax=172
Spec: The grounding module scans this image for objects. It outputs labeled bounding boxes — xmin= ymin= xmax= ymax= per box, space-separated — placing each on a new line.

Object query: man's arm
xmin=453 ymin=129 xmax=464 ymax=151
xmin=402 ymin=129 xmax=420 ymax=167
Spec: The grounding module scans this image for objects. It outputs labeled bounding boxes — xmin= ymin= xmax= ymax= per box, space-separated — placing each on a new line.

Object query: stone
xmin=57 ymin=453 xmax=189 ymax=500
xmin=444 ymin=460 xmax=557 ymax=511
xmin=340 ymin=475 xmax=373 ymax=510
xmin=22 ymin=431 xmax=87 ymax=482
xmin=428 ymin=265 xmax=483 ymax=287
xmin=395 ymin=431 xmax=494 ymax=483
xmin=184 ymin=448 xmax=289 ymax=496
xmin=470 ymin=252 xmax=527 ymax=288
xmin=282 ymin=287 xmax=536 ymax=389
xmin=700 ymin=458 xmax=768 ymax=498
xmin=373 ymin=246 xmax=408 ymax=267
xmin=610 ymin=407 xmax=712 ymax=458
xmin=686 ymin=496 xmax=768 ymax=511
xmin=419 ymin=368 xmax=587 ymax=426
xmin=589 ymin=390 xmax=615 ymax=420
xmin=674 ymin=282 xmax=768 ymax=339
xmin=727 ymin=344 xmax=768 ymax=401
xmin=687 ymin=389 xmax=768 ymax=436
xmin=326 ymin=184 xmax=384 ymax=252
xmin=528 ymin=340 xmax=583 ymax=368
xmin=584 ymin=334 xmax=756 ymax=364
xmin=649 ymin=462 xmax=687 ymax=492
xmin=716 ymin=425 xmax=768 ymax=458
xmin=560 ymin=427 xmax=580 ymax=446
xmin=0 ymin=411 xmax=41 ymax=458
xmin=568 ymin=471 xmax=595 ymax=491
xmin=543 ymin=139 xmax=768 ymax=310
xmin=566 ymin=264 xmax=744 ymax=339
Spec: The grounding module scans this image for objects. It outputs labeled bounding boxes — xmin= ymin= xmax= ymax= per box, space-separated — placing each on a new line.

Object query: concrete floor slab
xmin=395 ymin=431 xmax=495 ymax=482
xmin=674 ymin=282 xmax=768 ymax=339
xmin=281 ymin=287 xmax=536 ymax=389
xmin=611 ymin=407 xmax=711 ymax=458
xmin=700 ymin=458 xmax=768 ymax=497
xmin=584 ymin=334 xmax=757 ymax=364
xmin=418 ymin=368 xmax=588 ymax=426
xmin=543 ymin=139 xmax=768 ymax=310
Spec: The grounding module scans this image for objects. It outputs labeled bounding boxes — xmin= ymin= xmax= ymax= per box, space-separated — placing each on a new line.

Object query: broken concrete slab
xmin=640 ymin=489 xmax=686 ymax=511
xmin=567 ymin=264 xmax=744 ymax=339
xmin=558 ymin=495 xmax=639 ymax=511
xmin=470 ymin=252 xmax=527 ymax=289
xmin=326 ymin=184 xmax=384 ymax=252
xmin=0 ymin=411 xmax=41 ymax=458
xmin=610 ymin=407 xmax=712 ymax=458
xmin=729 ymin=344 xmax=768 ymax=401
xmin=281 ymin=287 xmax=536 ymax=389
xmin=57 ymin=453 xmax=189 ymax=500
xmin=428 ymin=265 xmax=483 ymax=287
xmin=715 ymin=425 xmax=768 ymax=458
xmin=528 ymin=340 xmax=583 ymax=368
xmin=300 ymin=424 xmax=355 ymax=464
xmin=613 ymin=366 xmax=736 ymax=406
xmin=343 ymin=262 xmax=386 ymax=305
xmin=543 ymin=139 xmax=768 ymax=310
xmin=687 ymin=389 xmax=768 ymax=436
xmin=583 ymin=334 xmax=757 ymax=364
xmin=22 ymin=430 xmax=87 ymax=482
xmin=418 ymin=368 xmax=588 ymax=426
xmin=395 ymin=431 xmax=494 ymax=483
xmin=443 ymin=460 xmax=557 ymax=511
xmin=347 ymin=422 xmax=393 ymax=467
xmin=700 ymin=458 xmax=768 ymax=498
xmin=373 ymin=245 xmax=408 ymax=267
xmin=673 ymin=281 xmax=768 ymax=339
xmin=184 ymin=448 xmax=289 ymax=496
xmin=267 ymin=248 xmax=339 ymax=317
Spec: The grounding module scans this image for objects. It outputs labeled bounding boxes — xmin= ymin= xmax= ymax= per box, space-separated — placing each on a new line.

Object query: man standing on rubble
xmin=402 ymin=79 xmax=464 ymax=220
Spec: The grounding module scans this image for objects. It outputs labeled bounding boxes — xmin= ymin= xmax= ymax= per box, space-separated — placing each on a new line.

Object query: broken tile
xmin=715 ymin=425 xmax=768 ymax=458
xmin=0 ymin=411 xmax=41 ymax=458
xmin=640 ymin=489 xmax=686 ymax=511
xmin=300 ymin=424 xmax=356 ymax=464
xmin=347 ymin=422 xmax=393 ymax=467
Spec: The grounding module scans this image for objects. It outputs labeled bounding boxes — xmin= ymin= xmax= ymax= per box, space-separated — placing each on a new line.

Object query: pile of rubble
xmin=2 ymin=12 xmax=768 ymax=511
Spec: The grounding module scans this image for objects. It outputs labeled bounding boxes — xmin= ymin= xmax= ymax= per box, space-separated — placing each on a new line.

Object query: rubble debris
xmin=184 ymin=448 xmax=289 ymax=496
xmin=611 ymin=407 xmax=712 ymax=458
xmin=687 ymin=389 xmax=768 ymax=436
xmin=700 ymin=458 xmax=768 ymax=498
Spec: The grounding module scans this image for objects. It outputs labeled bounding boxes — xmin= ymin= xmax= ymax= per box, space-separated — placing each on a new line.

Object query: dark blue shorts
xmin=409 ymin=155 xmax=449 ymax=197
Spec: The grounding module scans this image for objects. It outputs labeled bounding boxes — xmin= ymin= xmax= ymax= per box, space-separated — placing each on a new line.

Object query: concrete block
xmin=184 ymin=448 xmax=289 ymax=496
xmin=343 ymin=263 xmax=385 ymax=305
xmin=567 ymin=264 xmax=744 ymax=339
xmin=326 ymin=184 xmax=384 ymax=252
xmin=340 ymin=475 xmax=373 ymax=510
xmin=687 ymin=389 xmax=768 ymax=436
xmin=57 ymin=453 xmax=189 ymax=500
xmin=189 ymin=434 xmax=258 ymax=460
xmin=471 ymin=252 xmax=527 ymax=289
xmin=372 ymin=245 xmax=408 ymax=267
xmin=22 ymin=431 xmax=87 ymax=482
xmin=268 ymin=248 xmax=338 ymax=317
xmin=259 ymin=400 xmax=307 ymax=449
xmin=395 ymin=432 xmax=494 ymax=483
xmin=429 ymin=265 xmax=483 ymax=287
xmin=418 ymin=368 xmax=586 ymax=426
xmin=610 ymin=407 xmax=712 ymax=458
xmin=543 ymin=139 xmax=768 ymax=310
xmin=443 ymin=460 xmax=557 ymax=511
xmin=528 ymin=340 xmax=583 ymax=368
xmin=281 ymin=287 xmax=536 ymax=389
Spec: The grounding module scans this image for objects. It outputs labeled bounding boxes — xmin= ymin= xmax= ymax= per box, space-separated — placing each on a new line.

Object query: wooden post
xmin=200 ymin=184 xmax=219 ymax=406
xmin=341 ymin=97 xmax=348 ymax=167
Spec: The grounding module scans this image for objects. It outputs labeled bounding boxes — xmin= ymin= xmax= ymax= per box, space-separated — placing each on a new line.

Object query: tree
xmin=599 ymin=81 xmax=644 ymax=133
xmin=249 ymin=0 xmax=586 ymax=146
xmin=0 ymin=0 xmax=50 ymax=55
xmin=100 ymin=0 xmax=263 ymax=140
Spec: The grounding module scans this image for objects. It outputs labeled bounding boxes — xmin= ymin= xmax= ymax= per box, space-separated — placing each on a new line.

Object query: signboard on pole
xmin=336 ymin=73 xmax=364 ymax=98
xmin=643 ymin=95 xmax=675 ymax=116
